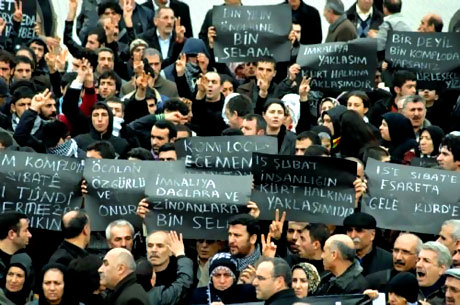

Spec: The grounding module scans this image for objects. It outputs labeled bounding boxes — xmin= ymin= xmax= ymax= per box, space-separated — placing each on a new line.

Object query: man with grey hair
xmin=99 ymin=247 xmax=148 ymax=304
xmin=437 ymin=220 xmax=460 ymax=254
xmin=106 ymin=219 xmax=135 ymax=252
xmin=401 ymin=95 xmax=430 ymax=139
xmin=316 ymin=234 xmax=368 ymax=295
xmin=366 ymin=233 xmax=423 ymax=291
xmin=416 ymin=241 xmax=452 ymax=304
xmin=324 ymin=0 xmax=358 ymax=42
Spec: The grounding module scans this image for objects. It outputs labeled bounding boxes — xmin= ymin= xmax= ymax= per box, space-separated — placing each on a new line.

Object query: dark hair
xmin=428 ymin=16 xmax=443 ymax=32
xmin=383 ymin=0 xmax=402 ymax=13
xmin=61 ymin=210 xmax=88 ymax=239
xmin=243 ymin=114 xmax=266 ymax=132
xmin=296 ymin=131 xmax=320 ymax=144
xmin=127 ymin=147 xmax=154 ymax=160
xmin=60 ymin=72 xmax=78 ymax=89
xmin=0 ymin=130 xmax=14 ymax=148
xmin=228 ymin=214 xmax=259 ymax=237
xmin=15 ymin=47 xmax=37 ymax=67
xmin=227 ymin=95 xmax=253 ymax=117
xmin=392 ymin=70 xmax=416 ymax=92
xmin=221 ymin=127 xmax=243 ymax=136
xmin=14 ymin=55 xmax=35 ymax=71
xmin=0 ymin=50 xmax=15 ymax=68
xmin=346 ymin=91 xmax=370 ymax=109
xmin=360 ymin=144 xmax=390 ymax=164
xmin=176 ymin=124 xmax=192 ymax=138
xmin=305 ymin=145 xmax=330 ymax=156
xmin=87 ymin=25 xmax=107 ymax=46
xmin=97 ymin=47 xmax=114 ymax=58
xmin=262 ymin=98 xmax=286 ymax=114
xmin=98 ymin=1 xmax=123 ymax=16
xmin=98 ymin=70 xmax=121 ymax=93
xmin=10 ymin=85 xmax=36 ymax=105
xmin=163 ymin=98 xmax=190 ymax=116
xmin=106 ymin=96 xmax=124 ymax=110
xmin=220 ymin=74 xmax=238 ymax=91
xmin=258 ymin=257 xmax=292 ymax=287
xmin=87 ymin=141 xmax=116 ymax=159
xmin=158 ymin=142 xmax=176 ymax=153
xmin=305 ymin=223 xmax=330 ymax=250
xmin=0 ymin=212 xmax=27 ymax=239
xmin=38 ymin=263 xmax=79 ymax=305
xmin=257 ymin=56 xmax=277 ymax=70
xmin=441 ymin=134 xmax=460 ymax=161
xmin=331 ymin=240 xmax=356 ymax=261
xmin=340 ymin=110 xmax=377 ymax=158
xmin=67 ymin=255 xmax=102 ymax=302
xmin=42 ymin=121 xmax=69 ymax=148
xmin=154 ymin=120 xmax=177 ymax=140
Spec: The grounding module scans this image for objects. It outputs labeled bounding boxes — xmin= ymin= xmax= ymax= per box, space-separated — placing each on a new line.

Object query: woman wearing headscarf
xmin=0 ymin=253 xmax=34 ymax=305
xmin=189 ymin=253 xmax=257 ymax=305
xmin=417 ymin=125 xmax=444 ymax=158
xmin=379 ymin=112 xmax=418 ymax=164
xmin=291 ymin=263 xmax=320 ymax=299
xmin=27 ymin=263 xmax=82 ymax=305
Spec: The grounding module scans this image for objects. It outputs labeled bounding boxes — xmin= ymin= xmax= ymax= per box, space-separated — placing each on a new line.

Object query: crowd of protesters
xmin=0 ymin=0 xmax=459 ymax=304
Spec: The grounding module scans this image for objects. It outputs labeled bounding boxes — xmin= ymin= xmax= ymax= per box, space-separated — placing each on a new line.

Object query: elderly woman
xmin=291 ymin=263 xmax=320 ymax=299
xmin=189 ymin=253 xmax=257 ymax=305
xmin=0 ymin=253 xmax=34 ymax=305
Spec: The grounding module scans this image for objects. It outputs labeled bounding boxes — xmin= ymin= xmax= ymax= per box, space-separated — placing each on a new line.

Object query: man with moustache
xmin=445 ymin=269 xmax=460 ymax=305
xmin=366 ymin=233 xmax=422 ymax=291
xmin=343 ymin=212 xmax=392 ymax=276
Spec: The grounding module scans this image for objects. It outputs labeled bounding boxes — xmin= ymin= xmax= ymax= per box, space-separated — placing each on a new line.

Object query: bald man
xmin=99 ymin=248 xmax=148 ymax=304
xmin=316 ymin=234 xmax=369 ymax=295
xmin=418 ymin=14 xmax=443 ymax=32
xmin=49 ymin=210 xmax=90 ymax=265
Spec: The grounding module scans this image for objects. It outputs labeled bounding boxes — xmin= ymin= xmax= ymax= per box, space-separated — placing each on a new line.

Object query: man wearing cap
xmin=324 ymin=0 xmax=358 ymax=42
xmin=0 ymin=212 xmax=32 ymax=282
xmin=445 ymin=269 xmax=460 ymax=305
xmin=343 ymin=212 xmax=392 ymax=276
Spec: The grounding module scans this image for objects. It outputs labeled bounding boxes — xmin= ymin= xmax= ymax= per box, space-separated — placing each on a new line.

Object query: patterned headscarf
xmin=292 ymin=262 xmax=320 ymax=294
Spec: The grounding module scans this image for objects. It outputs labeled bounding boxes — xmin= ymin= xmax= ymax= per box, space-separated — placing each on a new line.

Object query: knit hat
xmin=387 ymin=272 xmax=419 ymax=303
xmin=129 ymin=39 xmax=148 ymax=54
xmin=209 ymin=253 xmax=239 ymax=280
xmin=292 ymin=263 xmax=321 ymax=294
xmin=343 ymin=212 xmax=377 ymax=229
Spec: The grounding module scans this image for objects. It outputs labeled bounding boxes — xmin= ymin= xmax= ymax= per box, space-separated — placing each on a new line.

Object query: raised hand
xmin=137 ymin=198 xmax=150 ymax=219
xmin=239 ymin=265 xmax=256 ymax=284
xmin=269 ymin=209 xmax=286 ymax=240
xmin=261 ymin=233 xmax=277 ymax=258
xmin=0 ymin=18 xmax=6 ymax=36
xmin=175 ymin=17 xmax=186 ymax=44
xmin=44 ymin=46 xmax=58 ymax=73
xmin=288 ymin=64 xmax=301 ymax=81
xmin=67 ymin=0 xmax=78 ymax=21
xmin=168 ymin=231 xmax=185 ymax=257
xmin=56 ymin=48 xmax=69 ymax=72
xmin=13 ymin=0 xmax=23 ymax=23
xmin=207 ymin=26 xmax=217 ymax=49
xmin=197 ymin=52 xmax=209 ymax=73
xmin=247 ymin=201 xmax=260 ymax=219
xmin=196 ymin=73 xmax=208 ymax=93
xmin=175 ymin=53 xmax=186 ymax=77
xmin=299 ymin=76 xmax=311 ymax=101
xmin=123 ymin=0 xmax=134 ymax=28
xmin=31 ymin=89 xmax=52 ymax=113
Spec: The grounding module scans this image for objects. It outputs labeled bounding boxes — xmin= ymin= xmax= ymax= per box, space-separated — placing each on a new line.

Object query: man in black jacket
xmin=253 ymin=257 xmax=300 ymax=305
xmin=315 ymin=234 xmax=369 ymax=295
xmin=346 ymin=0 xmax=383 ymax=38
xmin=99 ymin=247 xmax=148 ymax=305
xmin=344 ymin=212 xmax=393 ymax=276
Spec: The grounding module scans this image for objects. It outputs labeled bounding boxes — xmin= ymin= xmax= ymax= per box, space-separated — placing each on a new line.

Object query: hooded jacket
xmin=74 ymin=102 xmax=129 ymax=157
xmin=382 ymin=112 xmax=417 ymax=164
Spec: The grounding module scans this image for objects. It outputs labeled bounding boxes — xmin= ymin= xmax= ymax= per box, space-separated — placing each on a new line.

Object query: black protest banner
xmin=0 ymin=0 xmax=37 ymax=42
xmin=0 ymin=151 xmax=83 ymax=230
xmin=386 ymin=31 xmax=460 ymax=90
xmin=144 ymin=172 xmax=252 ymax=239
xmin=410 ymin=157 xmax=438 ymax=168
xmin=363 ymin=158 xmax=460 ymax=234
xmin=84 ymin=159 xmax=185 ymax=231
xmin=297 ymin=38 xmax=377 ymax=91
xmin=212 ymin=4 xmax=291 ymax=63
xmin=304 ymin=294 xmax=371 ymax=305
xmin=175 ymin=136 xmax=278 ymax=175
xmin=251 ymin=153 xmax=356 ymax=224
